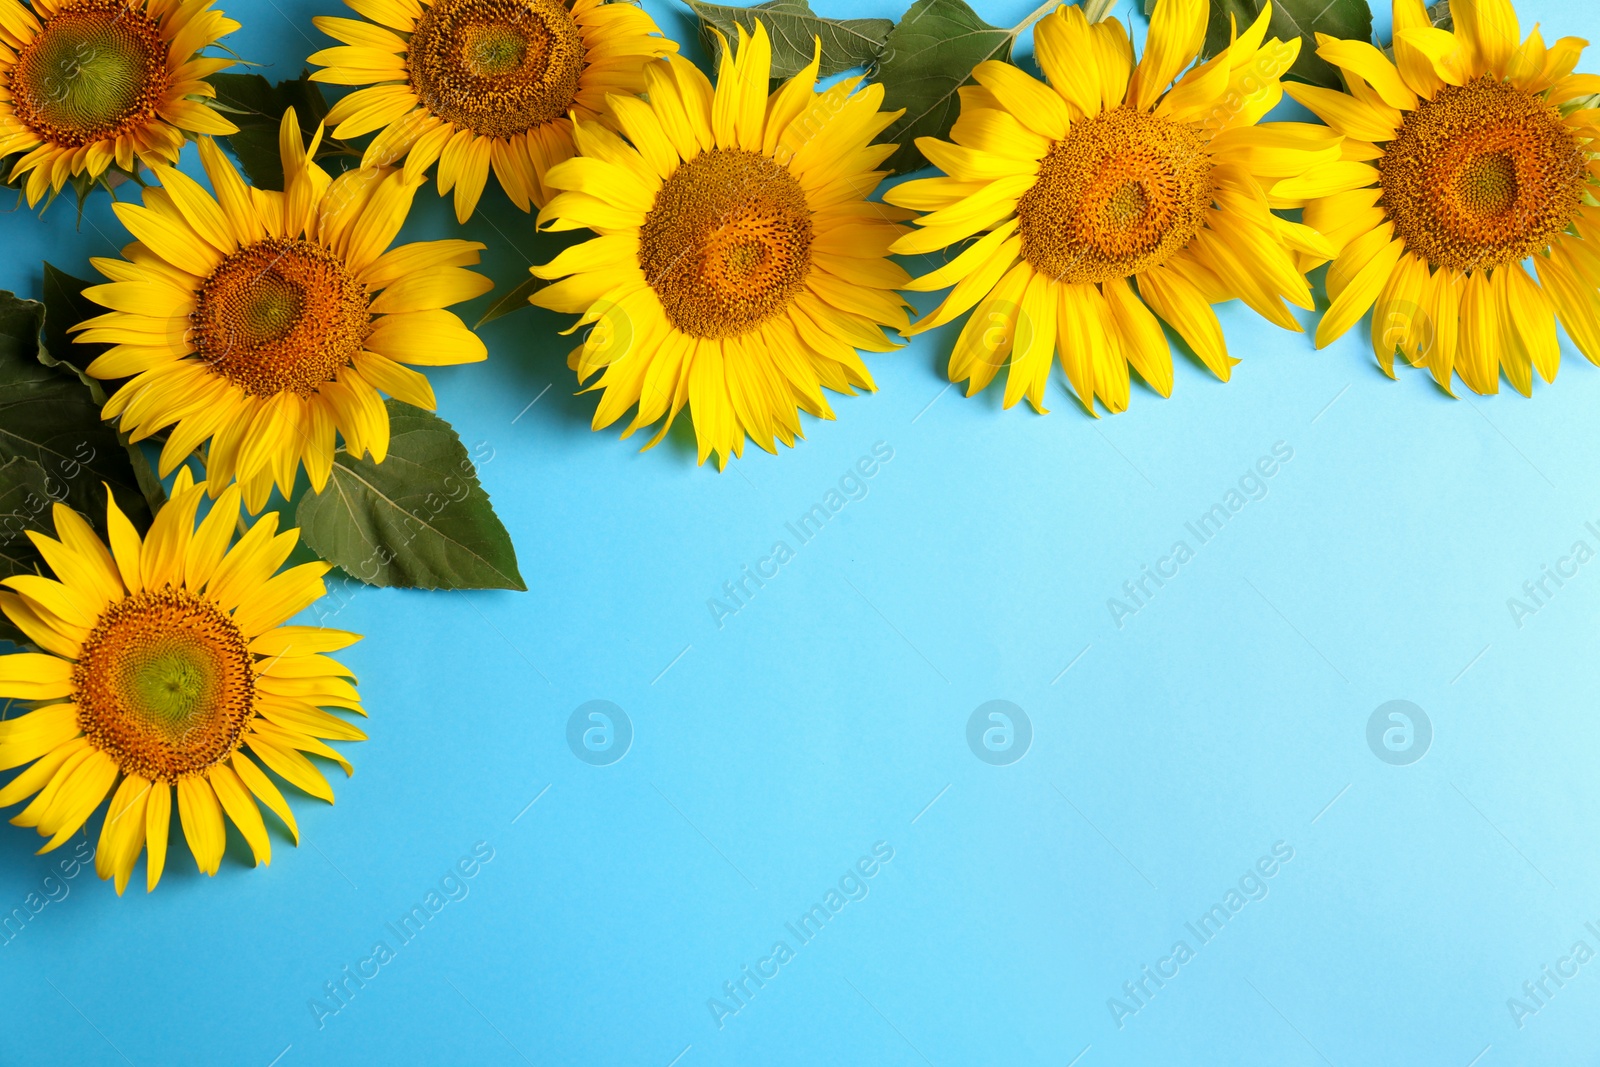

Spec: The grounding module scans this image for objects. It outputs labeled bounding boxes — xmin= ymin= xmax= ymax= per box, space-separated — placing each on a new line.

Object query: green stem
xmin=1009 ymin=0 xmax=1063 ymax=35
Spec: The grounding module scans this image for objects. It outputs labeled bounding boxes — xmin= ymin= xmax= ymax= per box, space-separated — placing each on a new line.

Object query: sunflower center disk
xmin=192 ymin=238 xmax=370 ymax=398
xmin=73 ymin=589 xmax=256 ymax=782
xmin=1016 ymin=106 xmax=1213 ymax=285
xmin=1379 ymin=77 xmax=1587 ymax=274
xmin=638 ymin=148 xmax=814 ymax=339
xmin=407 ymin=0 xmax=585 ymax=139
xmin=9 ymin=0 xmax=167 ymax=148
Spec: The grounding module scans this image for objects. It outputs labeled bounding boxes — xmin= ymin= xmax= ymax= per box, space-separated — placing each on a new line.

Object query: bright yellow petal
xmin=176 ymin=775 xmax=226 ymax=875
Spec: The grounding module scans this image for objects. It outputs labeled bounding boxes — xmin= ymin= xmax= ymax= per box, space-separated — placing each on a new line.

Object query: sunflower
xmin=0 ymin=472 xmax=365 ymax=894
xmin=75 ymin=109 xmax=492 ymax=514
xmin=528 ymin=23 xmax=911 ymax=468
xmin=0 ymin=0 xmax=238 ymax=205
xmin=885 ymin=0 xmax=1337 ymax=414
xmin=1277 ymin=0 xmax=1600 ymax=395
xmin=307 ymin=0 xmax=675 ymax=223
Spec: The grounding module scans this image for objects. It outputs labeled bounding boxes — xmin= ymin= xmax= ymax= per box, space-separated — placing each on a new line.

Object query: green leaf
xmin=687 ymin=0 xmax=893 ymax=78
xmin=0 ymin=456 xmax=56 ymax=646
xmin=41 ymin=262 xmax=108 ymax=400
xmin=1428 ymin=0 xmax=1452 ymax=28
xmin=296 ymin=401 xmax=525 ymax=590
xmin=0 ymin=289 xmax=154 ymax=537
xmin=123 ymin=437 xmax=169 ymax=515
xmin=877 ymin=0 xmax=1016 ymax=174
xmin=0 ymin=456 xmax=54 ymax=573
xmin=39 ymin=265 xmax=168 ymax=513
xmin=0 ymin=287 xmax=43 ymax=364
xmin=1201 ymin=0 xmax=1373 ymax=89
xmin=475 ymin=274 xmax=547 ymax=329
xmin=211 ymin=72 xmax=338 ymax=190
xmin=1201 ymin=0 xmax=1262 ymax=62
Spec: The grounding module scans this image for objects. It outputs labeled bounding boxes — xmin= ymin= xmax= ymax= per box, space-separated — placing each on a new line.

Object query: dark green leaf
xmin=475 ymin=274 xmax=546 ymax=329
xmin=123 ymin=437 xmax=168 ymax=515
xmin=1275 ymin=0 xmax=1373 ymax=87
xmin=39 ymin=265 xmax=168 ymax=513
xmin=211 ymin=72 xmax=338 ymax=190
xmin=296 ymin=401 xmax=525 ymax=590
xmin=1201 ymin=0 xmax=1263 ymax=64
xmin=1428 ymin=0 xmax=1452 ymax=29
xmin=0 ymin=289 xmax=153 ymax=536
xmin=1201 ymin=0 xmax=1373 ymax=89
xmin=0 ymin=287 xmax=43 ymax=364
xmin=687 ymin=0 xmax=893 ymax=78
xmin=877 ymin=0 xmax=1015 ymax=173
xmin=41 ymin=262 xmax=108 ymax=400
xmin=0 ymin=456 xmax=56 ymax=647
xmin=0 ymin=456 xmax=55 ymax=574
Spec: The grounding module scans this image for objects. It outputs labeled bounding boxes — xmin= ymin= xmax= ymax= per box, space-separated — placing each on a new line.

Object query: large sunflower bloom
xmin=886 ymin=0 xmax=1337 ymax=414
xmin=75 ymin=110 xmax=492 ymax=513
xmin=0 ymin=472 xmax=365 ymax=894
xmin=1281 ymin=0 xmax=1600 ymax=395
xmin=529 ymin=23 xmax=912 ymax=468
xmin=308 ymin=0 xmax=675 ymax=222
xmin=0 ymin=0 xmax=238 ymax=205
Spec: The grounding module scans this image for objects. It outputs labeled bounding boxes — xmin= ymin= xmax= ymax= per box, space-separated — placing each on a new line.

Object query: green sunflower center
xmin=638 ymin=148 xmax=815 ymax=339
xmin=1101 ymin=181 xmax=1151 ymax=231
xmin=126 ymin=638 xmax=221 ymax=726
xmin=1378 ymin=76 xmax=1588 ymax=274
xmin=192 ymin=238 xmax=370 ymax=398
xmin=462 ymin=23 xmax=527 ymax=75
xmin=74 ymin=588 xmax=256 ymax=782
xmin=407 ymin=0 xmax=586 ymax=139
xmin=9 ymin=0 xmax=168 ymax=148
xmin=1457 ymin=151 xmax=1518 ymax=217
xmin=1016 ymin=106 xmax=1213 ymax=285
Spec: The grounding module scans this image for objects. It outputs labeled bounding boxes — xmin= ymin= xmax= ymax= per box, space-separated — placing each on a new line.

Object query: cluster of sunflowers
xmin=0 ymin=0 xmax=1595 ymax=892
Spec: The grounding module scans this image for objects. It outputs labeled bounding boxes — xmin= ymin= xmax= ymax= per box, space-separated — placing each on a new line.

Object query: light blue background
xmin=3 ymin=0 xmax=1599 ymax=1064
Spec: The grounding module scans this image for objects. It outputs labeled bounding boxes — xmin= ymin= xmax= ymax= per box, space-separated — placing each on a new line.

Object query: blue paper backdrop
xmin=3 ymin=0 xmax=1599 ymax=1063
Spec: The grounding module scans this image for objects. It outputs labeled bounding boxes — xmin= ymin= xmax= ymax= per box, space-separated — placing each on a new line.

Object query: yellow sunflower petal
xmin=1127 ymin=0 xmax=1206 ymax=112
xmin=145 ymin=782 xmax=171 ymax=892
xmin=176 ymin=774 xmax=225 ymax=875
xmin=208 ymin=763 xmax=270 ymax=866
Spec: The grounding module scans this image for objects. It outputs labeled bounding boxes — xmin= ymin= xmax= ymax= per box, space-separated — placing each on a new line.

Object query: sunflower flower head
xmin=887 ymin=0 xmax=1338 ymax=415
xmin=0 ymin=0 xmax=239 ymax=205
xmin=74 ymin=109 xmax=493 ymax=513
xmin=0 ymin=472 xmax=365 ymax=894
xmin=309 ymin=0 xmax=676 ymax=222
xmin=1281 ymin=0 xmax=1600 ymax=396
xmin=529 ymin=22 xmax=914 ymax=468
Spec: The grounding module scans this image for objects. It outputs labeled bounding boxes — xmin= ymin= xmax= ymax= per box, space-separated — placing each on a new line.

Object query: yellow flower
xmin=1281 ymin=0 xmax=1600 ymax=395
xmin=0 ymin=472 xmax=365 ymax=894
xmin=308 ymin=0 xmax=676 ymax=222
xmin=529 ymin=23 xmax=912 ymax=468
xmin=76 ymin=110 xmax=492 ymax=514
xmin=886 ymin=0 xmax=1336 ymax=414
xmin=0 ymin=0 xmax=239 ymax=205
